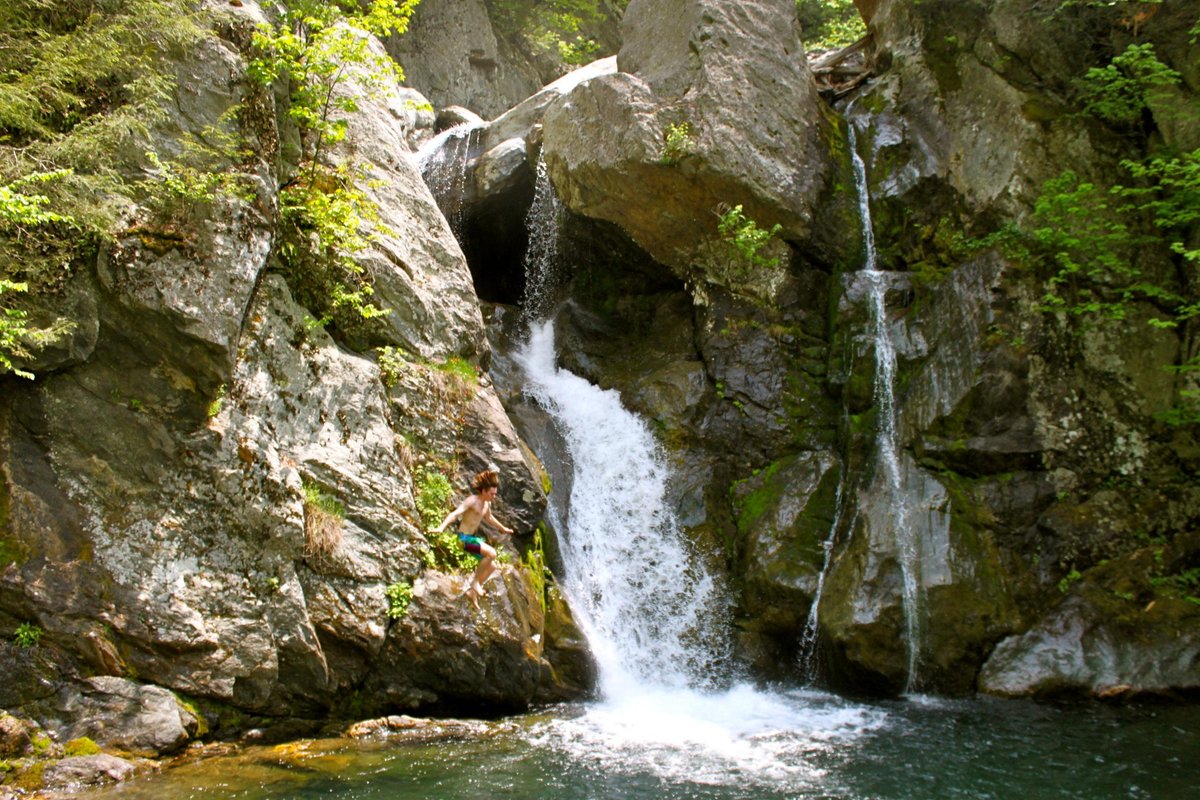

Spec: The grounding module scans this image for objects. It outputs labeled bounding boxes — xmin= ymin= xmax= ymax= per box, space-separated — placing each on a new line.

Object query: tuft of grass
xmin=436 ymin=356 xmax=478 ymax=384
xmin=303 ymin=481 xmax=344 ymax=562
xmin=14 ymin=622 xmax=41 ymax=648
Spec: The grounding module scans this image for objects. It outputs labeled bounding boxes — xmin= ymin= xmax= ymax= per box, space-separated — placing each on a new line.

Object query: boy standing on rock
xmin=432 ymin=469 xmax=514 ymax=602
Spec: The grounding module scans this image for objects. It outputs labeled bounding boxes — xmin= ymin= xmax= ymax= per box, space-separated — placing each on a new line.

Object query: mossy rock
xmin=63 ymin=738 xmax=101 ymax=758
xmin=732 ymin=451 xmax=841 ymax=632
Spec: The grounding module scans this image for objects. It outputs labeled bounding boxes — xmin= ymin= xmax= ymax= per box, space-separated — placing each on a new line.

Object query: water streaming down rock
xmin=469 ymin=115 xmax=899 ymax=793
xmin=415 ymin=121 xmax=485 ymax=237
xmin=797 ymin=477 xmax=847 ymax=681
xmin=517 ymin=322 xmax=731 ymax=692
xmin=848 ymin=123 xmax=924 ymax=691
xmin=513 ymin=322 xmax=890 ymax=789
xmin=519 ymin=153 xmax=566 ymax=325
xmin=513 ymin=148 xmax=731 ymax=691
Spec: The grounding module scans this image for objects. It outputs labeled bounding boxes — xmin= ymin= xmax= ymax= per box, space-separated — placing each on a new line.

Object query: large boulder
xmin=36 ymin=677 xmax=198 ymax=756
xmin=731 ymin=450 xmax=841 ymax=675
xmin=482 ymin=57 xmax=618 ymax=151
xmin=979 ymin=535 xmax=1200 ymax=699
xmin=361 ymin=569 xmax=551 ymax=712
xmin=541 ymin=0 xmax=838 ymax=281
xmin=979 ymin=593 xmax=1200 ymax=699
xmin=325 ymin=29 xmax=488 ymax=361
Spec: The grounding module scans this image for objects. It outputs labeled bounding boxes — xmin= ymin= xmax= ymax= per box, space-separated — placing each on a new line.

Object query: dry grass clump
xmin=303 ymin=482 xmax=344 ymax=562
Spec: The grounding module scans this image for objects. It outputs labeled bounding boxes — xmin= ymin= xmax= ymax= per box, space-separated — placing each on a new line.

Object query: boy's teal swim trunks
xmin=457 ymin=531 xmax=484 ymax=559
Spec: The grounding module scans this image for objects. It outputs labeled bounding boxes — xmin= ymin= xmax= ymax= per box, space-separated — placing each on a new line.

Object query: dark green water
xmin=81 ymin=689 xmax=1198 ymax=800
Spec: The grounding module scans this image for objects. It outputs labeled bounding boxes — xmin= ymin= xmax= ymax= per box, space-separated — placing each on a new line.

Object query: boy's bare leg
xmin=472 ymin=543 xmax=497 ymax=594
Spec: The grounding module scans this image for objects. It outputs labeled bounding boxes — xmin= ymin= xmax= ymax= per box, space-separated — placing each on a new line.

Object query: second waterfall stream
xmin=512 ymin=321 xmax=886 ymax=790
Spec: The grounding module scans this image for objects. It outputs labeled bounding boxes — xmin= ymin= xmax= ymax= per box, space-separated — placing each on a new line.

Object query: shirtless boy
xmin=432 ymin=469 xmax=514 ymax=601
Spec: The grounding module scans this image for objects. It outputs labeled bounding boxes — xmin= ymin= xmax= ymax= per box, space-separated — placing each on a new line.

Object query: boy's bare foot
xmin=472 ymin=581 xmax=487 ymax=596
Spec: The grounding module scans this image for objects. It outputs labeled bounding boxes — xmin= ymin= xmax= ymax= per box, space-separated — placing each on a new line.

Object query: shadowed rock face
xmin=381 ymin=0 xmax=543 ymax=121
xmin=476 ymin=0 xmax=1196 ymax=700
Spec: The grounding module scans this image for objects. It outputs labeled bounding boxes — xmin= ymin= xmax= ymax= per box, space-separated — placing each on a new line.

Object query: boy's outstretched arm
xmin=485 ymin=509 xmax=513 ymax=536
xmin=434 ymin=498 xmax=472 ymax=533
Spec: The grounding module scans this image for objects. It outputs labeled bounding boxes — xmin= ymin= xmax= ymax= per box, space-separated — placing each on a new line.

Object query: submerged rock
xmin=40 ymin=753 xmax=142 ymax=791
xmin=344 ymin=713 xmax=510 ymax=741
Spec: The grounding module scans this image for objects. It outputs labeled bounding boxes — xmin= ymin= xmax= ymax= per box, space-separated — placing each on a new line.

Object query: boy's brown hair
xmin=470 ymin=469 xmax=500 ymax=493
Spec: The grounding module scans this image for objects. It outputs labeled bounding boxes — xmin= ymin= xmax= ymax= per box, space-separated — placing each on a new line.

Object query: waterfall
xmin=520 ymin=153 xmax=566 ymax=325
xmin=415 ymin=121 xmax=484 ymax=238
xmin=847 ymin=123 xmax=923 ymax=691
xmin=513 ymin=324 xmax=887 ymax=792
xmin=510 ymin=146 xmax=730 ymax=690
xmin=517 ymin=322 xmax=730 ymax=692
xmin=514 ymin=320 xmax=888 ymax=788
xmin=796 ymin=476 xmax=848 ymax=681
xmin=503 ymin=140 xmax=889 ymax=792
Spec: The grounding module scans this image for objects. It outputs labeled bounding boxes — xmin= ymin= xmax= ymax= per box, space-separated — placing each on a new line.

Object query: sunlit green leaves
xmin=251 ymin=1 xmax=420 ymax=329
xmin=487 ymin=0 xmax=622 ymax=68
xmin=0 ymin=0 xmax=208 ymax=308
xmin=718 ymin=204 xmax=783 ymax=273
xmin=0 ymin=170 xmax=77 ymax=378
xmin=0 ymin=0 xmax=201 ymax=146
xmin=1026 ymin=154 xmax=1200 ymax=426
xmin=795 ymin=0 xmax=866 ymax=50
xmin=250 ymin=1 xmax=417 ymax=169
xmin=1031 ymin=171 xmax=1145 ymax=320
xmin=0 ymin=170 xmax=75 ymax=230
xmin=1077 ymin=43 xmax=1181 ymax=128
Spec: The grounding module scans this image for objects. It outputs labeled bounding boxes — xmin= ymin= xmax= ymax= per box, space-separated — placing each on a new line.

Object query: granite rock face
xmin=497 ymin=0 xmax=1199 ymax=700
xmin=2 ymin=3 xmax=1198 ymax=768
xmin=383 ymin=0 xmax=543 ymax=120
xmin=0 ymin=0 xmax=590 ymax=759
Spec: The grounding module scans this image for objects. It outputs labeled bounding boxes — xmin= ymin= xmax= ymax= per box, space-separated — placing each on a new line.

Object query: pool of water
xmin=79 ymin=687 xmax=1198 ymax=800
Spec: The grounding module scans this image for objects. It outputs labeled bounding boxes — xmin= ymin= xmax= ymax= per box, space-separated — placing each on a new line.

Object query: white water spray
xmin=520 ymin=153 xmax=565 ymax=324
xmin=415 ymin=122 xmax=484 ymax=237
xmin=517 ymin=322 xmax=727 ymax=691
xmin=848 ymin=123 xmax=923 ymax=690
xmin=507 ymin=139 xmax=890 ymax=788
